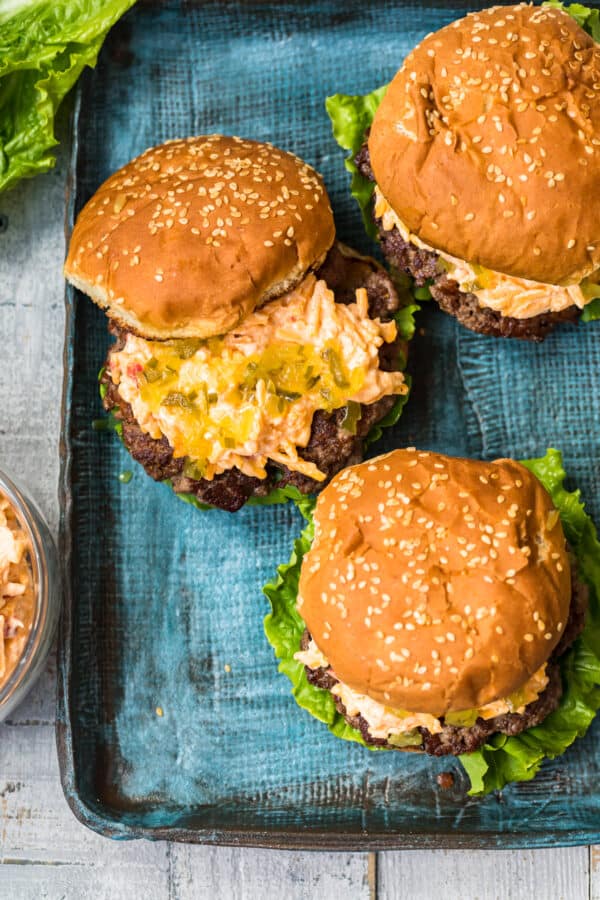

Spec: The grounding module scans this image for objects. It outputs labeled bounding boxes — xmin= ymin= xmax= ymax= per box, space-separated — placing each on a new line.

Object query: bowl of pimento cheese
xmin=0 ymin=471 xmax=60 ymax=720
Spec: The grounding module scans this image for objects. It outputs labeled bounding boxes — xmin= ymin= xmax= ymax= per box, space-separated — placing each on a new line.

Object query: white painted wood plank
xmin=0 ymin=716 xmax=370 ymax=900
xmin=168 ymin=845 xmax=373 ymax=900
xmin=0 ymin=151 xmax=67 ymax=537
xmin=379 ymin=848 xmax=589 ymax=900
xmin=0 ymin=124 xmax=70 ymax=735
xmin=589 ymin=846 xmax=600 ymax=900
xmin=0 ymin=722 xmax=172 ymax=899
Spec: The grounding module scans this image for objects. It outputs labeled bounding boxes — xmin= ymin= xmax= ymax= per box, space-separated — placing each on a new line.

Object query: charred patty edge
xmin=355 ymin=140 xmax=581 ymax=342
xmin=300 ymin=561 xmax=588 ymax=756
xmin=100 ymin=242 xmax=406 ymax=512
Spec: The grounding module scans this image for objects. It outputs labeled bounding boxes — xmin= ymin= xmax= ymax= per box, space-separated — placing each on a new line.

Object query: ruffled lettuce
xmin=581 ymin=299 xmax=600 ymax=323
xmin=263 ymin=497 xmax=370 ymax=744
xmin=263 ymin=449 xmax=600 ymax=795
xmin=545 ymin=1 xmax=600 ymax=39
xmin=325 ymin=86 xmax=387 ymax=238
xmin=0 ymin=0 xmax=136 ymax=194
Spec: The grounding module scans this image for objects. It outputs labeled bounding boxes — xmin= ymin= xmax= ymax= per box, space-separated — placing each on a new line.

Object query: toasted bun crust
xmin=369 ymin=4 xmax=600 ymax=285
xmin=298 ymin=448 xmax=571 ymax=717
xmin=64 ymin=136 xmax=335 ymax=339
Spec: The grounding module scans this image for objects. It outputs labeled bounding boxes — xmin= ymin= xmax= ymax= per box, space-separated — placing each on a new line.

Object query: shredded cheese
xmin=110 ymin=274 xmax=407 ymax=482
xmin=374 ymin=188 xmax=600 ymax=319
xmin=295 ymin=639 xmax=550 ymax=740
xmin=0 ymin=494 xmax=34 ymax=686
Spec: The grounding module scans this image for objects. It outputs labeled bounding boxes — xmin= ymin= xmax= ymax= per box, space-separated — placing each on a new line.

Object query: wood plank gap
xmin=590 ymin=844 xmax=598 ymax=900
xmin=369 ymin=852 xmax=377 ymax=900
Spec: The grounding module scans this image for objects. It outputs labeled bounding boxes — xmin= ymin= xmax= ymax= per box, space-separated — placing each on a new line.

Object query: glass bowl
xmin=0 ymin=470 xmax=61 ymax=721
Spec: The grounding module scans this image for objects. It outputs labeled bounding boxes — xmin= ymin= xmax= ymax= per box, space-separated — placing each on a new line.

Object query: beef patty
xmin=355 ymin=142 xmax=580 ymax=342
xmin=300 ymin=559 xmax=588 ymax=756
xmin=101 ymin=242 xmax=405 ymax=512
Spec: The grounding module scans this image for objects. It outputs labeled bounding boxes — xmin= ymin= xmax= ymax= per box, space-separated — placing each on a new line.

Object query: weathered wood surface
xmin=0 ymin=131 xmax=594 ymax=900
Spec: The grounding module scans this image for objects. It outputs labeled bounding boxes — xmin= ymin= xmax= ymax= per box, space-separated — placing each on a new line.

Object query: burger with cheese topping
xmin=65 ymin=136 xmax=411 ymax=511
xmin=264 ymin=448 xmax=599 ymax=791
xmin=354 ymin=4 xmax=600 ymax=340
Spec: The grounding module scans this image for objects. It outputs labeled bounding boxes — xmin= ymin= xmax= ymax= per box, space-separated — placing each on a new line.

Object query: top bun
xmin=369 ymin=4 xmax=600 ymax=285
xmin=298 ymin=448 xmax=571 ymax=717
xmin=64 ymin=136 xmax=335 ymax=340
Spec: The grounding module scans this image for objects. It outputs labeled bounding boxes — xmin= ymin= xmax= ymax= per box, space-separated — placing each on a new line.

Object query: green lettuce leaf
xmin=263 ymin=498 xmax=373 ymax=746
xmin=325 ymin=86 xmax=387 ymax=237
xmin=0 ymin=0 xmax=136 ymax=194
xmin=364 ymin=373 xmax=411 ymax=450
xmin=544 ymin=1 xmax=600 ymax=39
xmin=263 ymin=449 xmax=600 ymax=793
xmin=364 ymin=300 xmax=417 ymax=449
xmin=581 ymin=298 xmax=600 ymax=323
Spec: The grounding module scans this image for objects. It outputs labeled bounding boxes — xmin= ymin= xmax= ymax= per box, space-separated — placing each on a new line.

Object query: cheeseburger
xmin=356 ymin=4 xmax=600 ymax=340
xmin=65 ymin=136 xmax=409 ymax=511
xmin=265 ymin=448 xmax=589 ymax=760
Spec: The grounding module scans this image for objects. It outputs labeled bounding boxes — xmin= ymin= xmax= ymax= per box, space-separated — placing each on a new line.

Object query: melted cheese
xmin=110 ymin=274 xmax=407 ymax=482
xmin=296 ymin=639 xmax=549 ymax=740
xmin=374 ymin=188 xmax=600 ymax=320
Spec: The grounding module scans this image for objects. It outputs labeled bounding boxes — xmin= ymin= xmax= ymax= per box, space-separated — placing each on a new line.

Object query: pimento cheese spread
xmin=0 ymin=493 xmax=34 ymax=689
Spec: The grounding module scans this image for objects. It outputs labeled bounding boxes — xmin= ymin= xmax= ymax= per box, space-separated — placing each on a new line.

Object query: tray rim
xmin=55 ymin=26 xmax=600 ymax=850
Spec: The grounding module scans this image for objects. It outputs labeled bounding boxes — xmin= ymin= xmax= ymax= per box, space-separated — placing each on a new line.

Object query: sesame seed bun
xmin=368 ymin=4 xmax=600 ymax=285
xmin=298 ymin=448 xmax=571 ymax=717
xmin=64 ymin=135 xmax=335 ymax=340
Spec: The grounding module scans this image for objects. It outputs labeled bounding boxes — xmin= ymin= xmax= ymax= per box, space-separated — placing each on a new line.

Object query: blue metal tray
xmin=57 ymin=0 xmax=600 ymax=847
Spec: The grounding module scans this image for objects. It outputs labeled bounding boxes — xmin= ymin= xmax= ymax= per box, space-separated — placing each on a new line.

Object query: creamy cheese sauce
xmin=109 ymin=274 xmax=407 ymax=482
xmin=295 ymin=639 xmax=549 ymax=739
xmin=374 ymin=188 xmax=600 ymax=319
xmin=0 ymin=494 xmax=34 ymax=689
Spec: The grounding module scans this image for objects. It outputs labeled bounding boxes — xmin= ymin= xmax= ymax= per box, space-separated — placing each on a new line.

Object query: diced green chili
xmin=175 ymin=339 xmax=203 ymax=359
xmin=161 ymin=391 xmax=193 ymax=409
xmin=276 ymin=389 xmax=302 ymax=402
xmin=321 ymin=347 xmax=349 ymax=388
xmin=183 ymin=458 xmax=206 ymax=480
xmin=341 ymin=400 xmax=362 ymax=434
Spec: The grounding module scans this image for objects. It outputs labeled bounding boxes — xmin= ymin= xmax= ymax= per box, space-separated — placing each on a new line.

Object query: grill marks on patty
xmin=101 ymin=243 xmax=403 ymax=512
xmin=301 ymin=561 xmax=588 ymax=756
xmin=355 ymin=142 xmax=580 ymax=342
